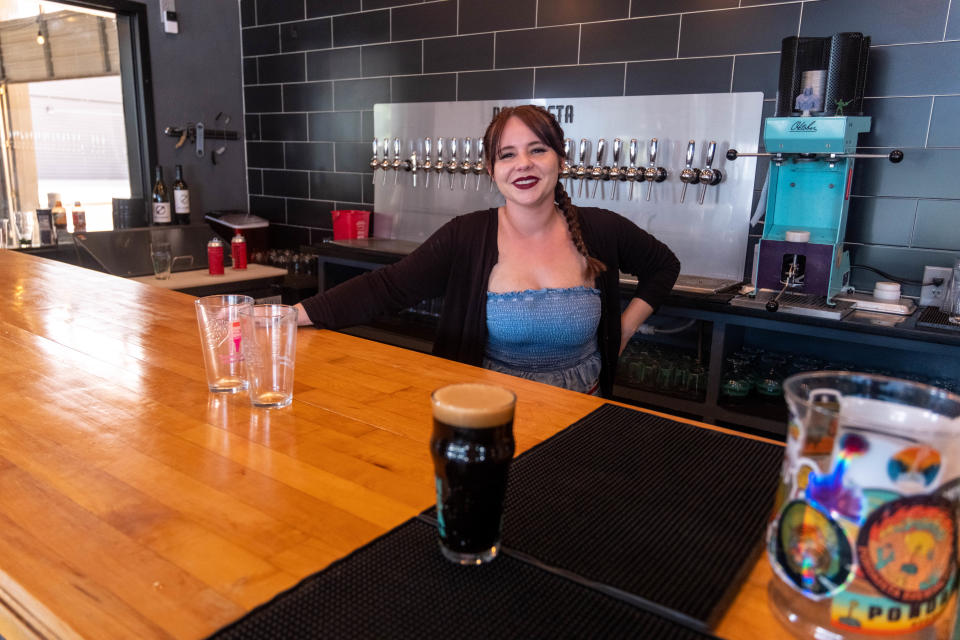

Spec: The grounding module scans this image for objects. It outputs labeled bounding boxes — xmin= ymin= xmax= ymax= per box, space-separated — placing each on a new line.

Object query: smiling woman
xmin=295 ymin=105 xmax=681 ymax=399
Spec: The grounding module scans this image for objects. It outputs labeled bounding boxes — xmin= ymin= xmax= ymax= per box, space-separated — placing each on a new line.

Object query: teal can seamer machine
xmin=727 ymin=33 xmax=903 ymax=316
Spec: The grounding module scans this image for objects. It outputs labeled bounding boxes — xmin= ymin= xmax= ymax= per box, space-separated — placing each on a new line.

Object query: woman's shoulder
xmin=424 ymin=208 xmax=497 ymax=247
xmin=577 ymin=206 xmax=636 ymax=230
xmin=454 ymin=207 xmax=498 ymax=225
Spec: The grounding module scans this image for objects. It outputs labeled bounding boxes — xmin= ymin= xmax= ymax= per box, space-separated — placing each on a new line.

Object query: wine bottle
xmin=152 ymin=166 xmax=172 ymax=226
xmin=51 ymin=200 xmax=67 ymax=230
xmin=172 ymin=164 xmax=190 ymax=225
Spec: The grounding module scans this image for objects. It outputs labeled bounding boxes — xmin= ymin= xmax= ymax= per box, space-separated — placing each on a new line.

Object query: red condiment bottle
xmin=207 ymin=237 xmax=224 ymax=275
xmin=231 ymin=231 xmax=247 ymax=270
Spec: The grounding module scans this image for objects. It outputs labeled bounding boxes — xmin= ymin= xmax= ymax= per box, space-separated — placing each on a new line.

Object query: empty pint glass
xmin=430 ymin=383 xmax=516 ymax=565
xmin=769 ymin=372 xmax=960 ymax=639
xmin=239 ymin=304 xmax=297 ymax=408
xmin=195 ymin=295 xmax=254 ymax=393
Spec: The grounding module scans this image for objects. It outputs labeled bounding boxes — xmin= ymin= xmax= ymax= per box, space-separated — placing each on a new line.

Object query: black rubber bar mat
xmin=426 ymin=403 xmax=783 ymax=631
xmin=917 ymin=306 xmax=960 ymax=332
xmin=207 ymin=518 xmax=716 ymax=640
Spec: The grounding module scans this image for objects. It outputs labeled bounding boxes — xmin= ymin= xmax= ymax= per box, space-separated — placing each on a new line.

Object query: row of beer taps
xmin=370 ymin=137 xmax=724 ymax=204
xmin=371 ymin=137 xmax=488 ymax=191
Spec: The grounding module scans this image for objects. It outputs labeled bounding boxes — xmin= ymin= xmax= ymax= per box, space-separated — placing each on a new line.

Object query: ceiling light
xmin=36 ymin=4 xmax=45 ymax=45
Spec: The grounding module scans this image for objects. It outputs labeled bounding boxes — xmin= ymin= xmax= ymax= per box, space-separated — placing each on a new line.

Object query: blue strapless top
xmin=484 ymin=286 xmax=601 ymax=394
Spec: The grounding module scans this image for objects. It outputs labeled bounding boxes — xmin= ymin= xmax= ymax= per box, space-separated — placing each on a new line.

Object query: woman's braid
xmin=554 ymin=180 xmax=606 ymax=279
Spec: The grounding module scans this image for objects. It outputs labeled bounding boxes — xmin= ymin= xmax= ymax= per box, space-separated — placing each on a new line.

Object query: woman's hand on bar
xmin=294 ymin=302 xmax=313 ymax=326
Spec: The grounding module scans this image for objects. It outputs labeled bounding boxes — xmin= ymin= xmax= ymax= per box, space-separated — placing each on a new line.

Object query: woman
xmin=295 ymin=105 xmax=680 ymax=397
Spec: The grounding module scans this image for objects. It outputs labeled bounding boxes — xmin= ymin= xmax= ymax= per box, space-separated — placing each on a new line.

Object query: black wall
xmin=137 ymin=0 xmax=247 ymax=221
xmin=241 ymin=0 xmax=960 ymax=294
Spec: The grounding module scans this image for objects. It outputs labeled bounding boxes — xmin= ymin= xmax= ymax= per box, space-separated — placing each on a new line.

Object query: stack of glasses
xmin=616 ymin=344 xmax=707 ymax=400
xmin=720 ymin=347 xmax=959 ymax=403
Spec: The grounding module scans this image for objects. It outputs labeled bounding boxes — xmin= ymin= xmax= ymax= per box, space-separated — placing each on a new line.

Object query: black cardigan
xmin=301 ymin=207 xmax=681 ymax=397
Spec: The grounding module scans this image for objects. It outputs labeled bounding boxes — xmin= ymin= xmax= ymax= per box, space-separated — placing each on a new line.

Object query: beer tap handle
xmin=392 ymin=137 xmax=401 ymax=185
xmin=704 ymin=140 xmax=716 ymax=170
xmin=698 ymin=140 xmax=722 ymax=205
xmin=380 ymin=137 xmax=390 ymax=185
xmin=628 ymin=138 xmax=638 ymax=200
xmin=679 ymin=140 xmax=700 ymax=204
xmin=610 ymin=138 xmax=622 ymax=199
xmin=577 ymin=138 xmax=588 ymax=198
xmin=423 ymin=137 xmax=432 ymax=188
xmin=447 ymin=137 xmax=458 ymax=190
xmin=561 ymin=138 xmax=572 ymax=192
xmin=644 ymin=138 xmax=667 ymax=201
xmin=436 ymin=137 xmax=445 ymax=189
xmin=462 ymin=137 xmax=472 ymax=189
xmin=370 ymin=138 xmax=379 ymax=184
xmin=645 ymin=138 xmax=656 ymax=201
xmin=592 ymin=139 xmax=606 ymax=198
xmin=474 ymin=138 xmax=485 ymax=190
xmin=409 ymin=149 xmax=418 ymax=188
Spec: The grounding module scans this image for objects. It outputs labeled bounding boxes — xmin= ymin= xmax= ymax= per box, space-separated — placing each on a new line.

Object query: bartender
xmin=295 ymin=105 xmax=680 ymax=397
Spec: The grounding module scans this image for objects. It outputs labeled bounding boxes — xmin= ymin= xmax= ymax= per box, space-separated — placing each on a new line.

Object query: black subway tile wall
xmin=247 ymin=142 xmax=284 ymax=169
xmin=536 ymin=0 xmax=629 ymax=26
xmin=242 ymin=58 xmax=258 ymax=85
xmin=239 ymin=0 xmax=255 ymax=28
xmin=284 ymin=143 xmax=334 ymax=171
xmin=458 ymin=69 xmax=534 ymax=101
xmin=631 ymin=0 xmax=737 ymax=17
xmin=283 ymin=82 xmax=333 ymax=112
xmin=424 ymin=34 xmax=494 ymax=73
xmin=307 ymin=0 xmax=361 ymax=18
xmin=307 ymin=47 xmax=361 ymax=81
xmin=256 ymin=0 xmax=303 ymax=26
xmin=459 ymin=0 xmax=536 ymax=34
xmin=579 ymin=17 xmax=680 ymax=64
xmin=332 ymin=11 xmax=390 ymax=47
xmin=494 ymin=26 xmax=579 ymax=69
xmin=242 ymin=25 xmax=279 ymax=57
xmin=242 ymin=0 xmax=960 ymax=288
xmin=391 ymin=74 xmax=457 ymax=102
xmin=799 ymin=0 xmax=949 ymax=45
xmin=361 ymin=42 xmax=422 ymax=77
xmin=534 ymin=64 xmax=625 ymax=99
xmin=392 ymin=1 xmax=458 ymax=40
xmin=281 ymin=19 xmax=332 ymax=53
xmin=258 ymin=53 xmax=306 ymax=84
xmin=247 ymin=169 xmax=262 ymax=196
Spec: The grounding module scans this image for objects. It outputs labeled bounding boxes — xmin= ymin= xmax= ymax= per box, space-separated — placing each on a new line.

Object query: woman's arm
xmin=619 ymin=297 xmax=654 ymax=355
xmin=615 ymin=215 xmax=681 ymax=311
xmin=297 ymin=217 xmax=461 ymax=329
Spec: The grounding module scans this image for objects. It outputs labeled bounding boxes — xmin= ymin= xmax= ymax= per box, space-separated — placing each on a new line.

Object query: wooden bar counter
xmin=0 ymin=250 xmax=784 ymax=639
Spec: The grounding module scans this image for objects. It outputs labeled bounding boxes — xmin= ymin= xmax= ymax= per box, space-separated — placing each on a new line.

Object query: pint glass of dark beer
xmin=430 ymin=383 xmax=516 ymax=565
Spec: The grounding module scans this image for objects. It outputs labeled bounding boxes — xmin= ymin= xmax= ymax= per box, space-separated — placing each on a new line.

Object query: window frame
xmin=3 ymin=0 xmax=156 ymax=211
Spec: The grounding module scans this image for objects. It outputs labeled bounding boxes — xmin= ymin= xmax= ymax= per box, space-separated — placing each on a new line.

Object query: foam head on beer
xmin=431 ymin=383 xmax=515 ymax=428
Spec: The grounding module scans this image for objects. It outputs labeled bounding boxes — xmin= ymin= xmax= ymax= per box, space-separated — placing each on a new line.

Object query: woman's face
xmin=490 ymin=116 xmax=561 ymax=209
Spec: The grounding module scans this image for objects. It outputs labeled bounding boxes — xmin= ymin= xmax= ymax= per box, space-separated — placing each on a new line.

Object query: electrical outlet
xmin=920 ymin=266 xmax=952 ymax=307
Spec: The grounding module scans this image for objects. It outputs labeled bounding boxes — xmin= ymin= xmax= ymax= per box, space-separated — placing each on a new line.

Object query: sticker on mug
xmin=805 ymin=432 xmax=869 ymax=522
xmin=856 ymin=495 xmax=956 ymax=603
xmin=774 ymin=499 xmax=853 ymax=597
xmin=887 ymin=446 xmax=942 ymax=488
xmin=830 ymin=574 xmax=957 ymax=635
